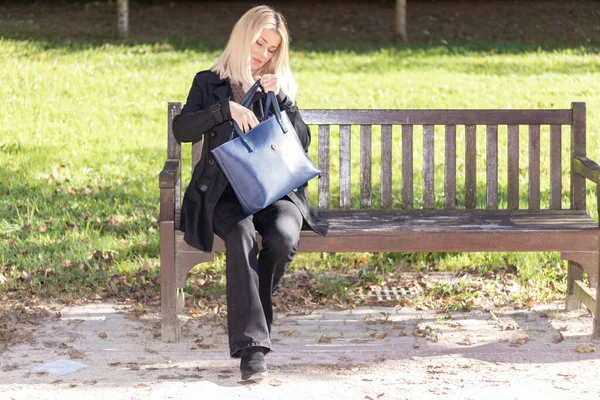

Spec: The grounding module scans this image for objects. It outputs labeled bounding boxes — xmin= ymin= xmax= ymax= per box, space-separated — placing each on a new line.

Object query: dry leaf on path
xmin=576 ymin=344 xmax=597 ymax=353
xmin=144 ymin=346 xmax=158 ymax=354
xmin=68 ymin=349 xmax=86 ymax=359
xmin=98 ymin=332 xmax=108 ymax=339
xmin=268 ymin=379 xmax=283 ymax=386
xmin=184 ymin=319 xmax=194 ymax=328
xmin=511 ymin=336 xmax=529 ymax=345
xmin=318 ymin=335 xmax=332 ymax=344
xmin=553 ymin=331 xmax=564 ymax=343
xmin=279 ymin=330 xmax=294 ymax=337
xmin=459 ymin=335 xmax=474 ymax=346
xmin=198 ymin=344 xmax=218 ymax=349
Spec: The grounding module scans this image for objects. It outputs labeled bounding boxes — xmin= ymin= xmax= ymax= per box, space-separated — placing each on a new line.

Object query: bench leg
xmin=160 ymin=221 xmax=180 ymax=343
xmin=566 ymin=261 xmax=584 ymax=311
xmin=561 ymin=251 xmax=600 ymax=339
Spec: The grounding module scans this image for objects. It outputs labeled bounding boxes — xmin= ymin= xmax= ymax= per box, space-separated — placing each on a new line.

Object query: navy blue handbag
xmin=211 ymin=81 xmax=320 ymax=216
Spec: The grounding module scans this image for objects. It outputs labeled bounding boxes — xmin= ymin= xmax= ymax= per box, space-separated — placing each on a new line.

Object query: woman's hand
xmin=229 ymin=101 xmax=260 ymax=133
xmin=255 ymin=74 xmax=280 ymax=95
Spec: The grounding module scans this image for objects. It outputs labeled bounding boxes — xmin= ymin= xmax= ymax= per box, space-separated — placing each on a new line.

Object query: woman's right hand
xmin=229 ymin=101 xmax=259 ymax=133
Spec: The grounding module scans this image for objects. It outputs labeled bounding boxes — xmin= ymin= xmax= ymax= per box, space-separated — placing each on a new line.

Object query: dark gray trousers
xmin=213 ymin=188 xmax=303 ymax=358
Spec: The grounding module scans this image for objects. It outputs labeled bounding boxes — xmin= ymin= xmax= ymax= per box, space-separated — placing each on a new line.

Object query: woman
xmin=172 ymin=5 xmax=328 ymax=381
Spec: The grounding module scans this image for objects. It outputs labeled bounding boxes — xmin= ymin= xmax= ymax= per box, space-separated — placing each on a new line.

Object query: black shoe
xmin=240 ymin=347 xmax=268 ymax=381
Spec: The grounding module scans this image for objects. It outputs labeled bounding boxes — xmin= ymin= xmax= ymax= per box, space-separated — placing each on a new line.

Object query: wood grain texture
xmin=160 ymin=220 xmax=180 ymax=342
xmin=360 ymin=125 xmax=372 ymax=208
xmin=340 ymin=124 xmax=351 ymax=210
xmin=465 ymin=125 xmax=477 ymax=209
xmin=550 ymin=124 xmax=562 ymax=209
xmin=318 ymin=125 xmax=331 ymax=209
xmin=402 ymin=125 xmax=413 ymax=209
xmin=507 ymin=125 xmax=520 ymax=210
xmin=168 ymin=103 xmax=182 ymax=211
xmin=529 ymin=125 xmax=541 ymax=210
xmin=423 ymin=125 xmax=435 ymax=209
xmin=571 ymin=102 xmax=587 ymax=211
xmin=486 ymin=125 xmax=499 ymax=209
xmin=381 ymin=125 xmax=393 ymax=209
xmin=302 ymin=109 xmax=572 ymax=126
xmin=445 ymin=125 xmax=456 ymax=209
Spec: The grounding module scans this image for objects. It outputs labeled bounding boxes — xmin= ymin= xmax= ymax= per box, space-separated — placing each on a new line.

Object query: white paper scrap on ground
xmin=33 ymin=359 xmax=88 ymax=376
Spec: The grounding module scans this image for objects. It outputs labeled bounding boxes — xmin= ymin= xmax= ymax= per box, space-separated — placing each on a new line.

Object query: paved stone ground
xmin=1 ymin=302 xmax=600 ymax=399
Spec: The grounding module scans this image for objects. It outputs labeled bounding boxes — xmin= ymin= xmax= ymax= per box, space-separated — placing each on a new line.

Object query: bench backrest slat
xmin=529 ymin=125 xmax=541 ymax=210
xmin=402 ymin=125 xmax=413 ymax=209
xmin=572 ymin=102 xmax=587 ymax=210
xmin=444 ymin=125 xmax=457 ymax=209
xmin=550 ymin=124 xmax=562 ymax=210
xmin=339 ymin=125 xmax=352 ymax=210
xmin=423 ymin=124 xmax=435 ymax=209
xmin=167 ymin=103 xmax=182 ymax=213
xmin=507 ymin=125 xmax=520 ymax=210
xmin=486 ymin=125 xmax=499 ymax=209
xmin=318 ymin=125 xmax=330 ymax=209
xmin=303 ymin=109 xmax=572 ymax=125
xmin=166 ymin=104 xmax=583 ymax=213
xmin=465 ymin=124 xmax=477 ymax=209
xmin=381 ymin=125 xmax=393 ymax=209
xmin=360 ymin=125 xmax=372 ymax=209
xmin=192 ymin=140 xmax=202 ymax=171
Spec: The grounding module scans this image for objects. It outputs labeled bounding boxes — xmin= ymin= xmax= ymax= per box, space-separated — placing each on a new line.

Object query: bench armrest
xmin=573 ymin=156 xmax=600 ymax=186
xmin=159 ymin=159 xmax=181 ymax=189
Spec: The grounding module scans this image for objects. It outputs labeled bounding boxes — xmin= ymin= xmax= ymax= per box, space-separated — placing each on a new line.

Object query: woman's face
xmin=250 ymin=28 xmax=282 ymax=73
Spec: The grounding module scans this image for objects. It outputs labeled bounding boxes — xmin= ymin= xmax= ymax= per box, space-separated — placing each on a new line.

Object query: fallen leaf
xmin=0 ymin=274 xmax=7 ymax=285
xmin=198 ymin=344 xmax=218 ymax=349
xmin=268 ymin=379 xmax=283 ymax=386
xmin=576 ymin=344 xmax=597 ymax=353
xmin=459 ymin=335 xmax=474 ymax=346
xmin=184 ymin=319 xmax=194 ymax=328
xmin=144 ymin=346 xmax=158 ymax=354
xmin=553 ymin=331 xmax=564 ymax=343
xmin=108 ymin=362 xmax=121 ymax=367
xmin=523 ymin=297 xmax=535 ymax=309
xmin=377 ymin=394 xmax=385 ymax=399
xmin=511 ymin=336 xmax=529 ymax=345
xmin=90 ymin=293 xmax=102 ymax=300
xmin=318 ymin=335 xmax=332 ymax=344
xmin=68 ymin=349 xmax=86 ymax=359
xmin=135 ymin=384 xmax=148 ymax=388
xmin=37 ymin=224 xmax=47 ymax=233
xmin=377 ymin=333 xmax=387 ymax=340
xmin=279 ymin=330 xmax=294 ymax=336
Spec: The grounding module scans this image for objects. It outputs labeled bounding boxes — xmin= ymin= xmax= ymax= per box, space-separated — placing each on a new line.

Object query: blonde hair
xmin=211 ymin=5 xmax=297 ymax=102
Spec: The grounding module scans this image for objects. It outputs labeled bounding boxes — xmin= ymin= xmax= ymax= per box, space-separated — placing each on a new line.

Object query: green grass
xmin=0 ymin=37 xmax=599 ymax=307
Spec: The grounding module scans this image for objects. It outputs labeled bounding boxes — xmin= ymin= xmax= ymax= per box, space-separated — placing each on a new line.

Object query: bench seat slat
xmin=176 ymin=210 xmax=598 ymax=253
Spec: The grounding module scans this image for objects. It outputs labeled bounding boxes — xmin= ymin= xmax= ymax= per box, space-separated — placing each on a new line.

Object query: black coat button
xmin=208 ymin=158 xmax=214 ymax=165
xmin=210 ymin=131 xmax=216 ymax=138
xmin=200 ymin=184 xmax=208 ymax=192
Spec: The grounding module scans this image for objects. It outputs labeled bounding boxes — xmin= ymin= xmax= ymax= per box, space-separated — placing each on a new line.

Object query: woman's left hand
xmin=255 ymin=74 xmax=280 ymax=95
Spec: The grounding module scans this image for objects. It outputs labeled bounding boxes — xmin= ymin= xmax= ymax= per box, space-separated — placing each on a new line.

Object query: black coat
xmin=172 ymin=70 xmax=329 ymax=252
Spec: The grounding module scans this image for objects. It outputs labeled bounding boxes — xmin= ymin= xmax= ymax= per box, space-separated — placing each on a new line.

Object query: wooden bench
xmin=159 ymin=102 xmax=600 ymax=342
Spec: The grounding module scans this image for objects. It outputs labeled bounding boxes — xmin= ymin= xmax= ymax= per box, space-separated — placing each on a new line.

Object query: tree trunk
xmin=395 ymin=0 xmax=408 ymax=42
xmin=117 ymin=0 xmax=129 ymax=39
